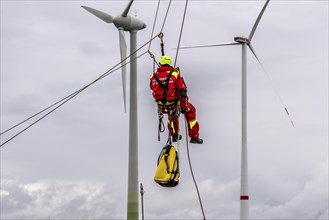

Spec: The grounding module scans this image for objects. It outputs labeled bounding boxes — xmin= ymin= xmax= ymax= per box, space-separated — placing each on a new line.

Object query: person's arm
xmin=175 ymin=69 xmax=190 ymax=112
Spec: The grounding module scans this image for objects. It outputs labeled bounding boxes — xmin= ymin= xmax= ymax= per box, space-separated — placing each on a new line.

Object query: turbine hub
xmin=234 ymin=37 xmax=249 ymax=44
xmin=113 ymin=15 xmax=146 ymax=32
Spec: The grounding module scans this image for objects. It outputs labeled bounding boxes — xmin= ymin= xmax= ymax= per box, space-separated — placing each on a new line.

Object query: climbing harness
xmin=152 ymin=68 xmax=175 ymax=141
xmin=156 ymin=99 xmax=178 ymax=110
xmin=158 ymin=106 xmax=179 ymax=142
xmin=152 ymin=69 xmax=174 ymax=104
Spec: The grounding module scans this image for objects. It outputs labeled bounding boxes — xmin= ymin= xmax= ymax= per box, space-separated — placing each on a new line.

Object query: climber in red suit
xmin=150 ymin=55 xmax=203 ymax=144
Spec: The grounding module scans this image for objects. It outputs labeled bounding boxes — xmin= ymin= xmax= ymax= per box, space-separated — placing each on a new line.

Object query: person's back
xmin=149 ymin=55 xmax=203 ymax=144
xmin=150 ymin=65 xmax=180 ymax=102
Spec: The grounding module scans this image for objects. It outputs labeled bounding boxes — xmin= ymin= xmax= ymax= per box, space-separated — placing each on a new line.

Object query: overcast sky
xmin=1 ymin=0 xmax=328 ymax=219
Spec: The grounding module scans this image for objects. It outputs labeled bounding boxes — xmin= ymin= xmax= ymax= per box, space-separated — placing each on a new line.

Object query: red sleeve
xmin=176 ymin=74 xmax=187 ymax=91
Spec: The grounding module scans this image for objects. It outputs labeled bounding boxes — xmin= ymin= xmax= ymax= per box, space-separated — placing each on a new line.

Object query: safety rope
xmin=1 ymin=0 xmax=184 ymax=147
xmin=176 ymin=104 xmax=181 ymax=157
xmin=173 ymin=0 xmax=189 ymax=67
xmin=184 ymin=118 xmax=206 ymax=220
xmin=140 ymin=183 xmax=145 ymax=220
xmin=149 ymin=5 xmax=207 ymax=218
xmin=0 ymin=34 xmax=160 ymax=147
xmin=160 ymin=0 xmax=173 ymax=33
xmin=148 ymin=0 xmax=187 ymax=67
xmin=146 ymin=0 xmax=161 ymax=69
xmin=148 ymin=50 xmax=157 ymax=73
xmin=147 ymin=0 xmax=161 ymax=52
xmin=174 ymin=0 xmax=202 ymax=202
xmin=147 ymin=0 xmax=173 ymax=68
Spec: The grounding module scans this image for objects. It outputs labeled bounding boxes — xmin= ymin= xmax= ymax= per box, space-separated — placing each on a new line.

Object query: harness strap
xmin=157 ymin=109 xmax=165 ymax=141
xmin=153 ymin=69 xmax=174 ymax=104
xmin=156 ymin=100 xmax=178 ymax=110
xmin=153 ymin=69 xmax=176 ymax=142
xmin=163 ymin=144 xmax=179 ymax=180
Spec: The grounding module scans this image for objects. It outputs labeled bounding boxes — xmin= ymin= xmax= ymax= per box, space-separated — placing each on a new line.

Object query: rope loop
xmin=157 ymin=109 xmax=165 ymax=141
xmin=158 ymin=32 xmax=164 ymax=40
xmin=184 ymin=118 xmax=206 ymax=220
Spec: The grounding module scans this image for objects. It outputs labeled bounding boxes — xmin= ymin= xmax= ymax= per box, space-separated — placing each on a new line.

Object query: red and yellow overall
xmin=150 ymin=66 xmax=200 ymax=139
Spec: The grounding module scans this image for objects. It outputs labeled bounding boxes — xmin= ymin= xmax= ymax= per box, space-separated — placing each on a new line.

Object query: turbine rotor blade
xmin=81 ymin=6 xmax=113 ymax=23
xmin=248 ymin=0 xmax=270 ymax=41
xmin=122 ymin=0 xmax=134 ymax=17
xmin=247 ymin=43 xmax=261 ymax=64
xmin=119 ymin=28 xmax=127 ymax=112
xmin=178 ymin=42 xmax=240 ymax=50
xmin=248 ymin=43 xmax=295 ymax=128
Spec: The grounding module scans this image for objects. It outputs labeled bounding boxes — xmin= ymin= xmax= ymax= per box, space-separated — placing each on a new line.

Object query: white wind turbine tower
xmin=82 ymin=1 xmax=146 ymax=219
xmin=180 ymin=0 xmax=292 ymax=219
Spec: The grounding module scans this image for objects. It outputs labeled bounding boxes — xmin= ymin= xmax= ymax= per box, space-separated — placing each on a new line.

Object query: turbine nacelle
xmin=234 ymin=37 xmax=249 ymax=44
xmin=113 ymin=15 xmax=146 ymax=31
xmin=82 ymin=0 xmax=146 ymax=112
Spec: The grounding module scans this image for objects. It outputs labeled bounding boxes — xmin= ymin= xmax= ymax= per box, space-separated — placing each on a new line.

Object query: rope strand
xmin=185 ymin=118 xmax=206 ymax=220
xmin=174 ymin=0 xmax=189 ymax=67
xmin=148 ymin=0 xmax=161 ymax=51
xmin=160 ymin=0 xmax=173 ymax=33
xmin=0 ymin=38 xmax=154 ymax=147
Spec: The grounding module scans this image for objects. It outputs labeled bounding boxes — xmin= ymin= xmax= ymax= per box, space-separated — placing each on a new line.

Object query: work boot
xmin=190 ymin=137 xmax=203 ymax=144
xmin=172 ymin=134 xmax=182 ymax=142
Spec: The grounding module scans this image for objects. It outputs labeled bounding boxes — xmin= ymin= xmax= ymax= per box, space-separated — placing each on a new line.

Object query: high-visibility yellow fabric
xmin=156 ymin=100 xmax=177 ymax=110
xmin=150 ymin=71 xmax=178 ymax=79
xmin=154 ymin=145 xmax=179 ymax=187
xmin=168 ymin=120 xmax=175 ymax=133
xmin=189 ymin=119 xmax=197 ymax=129
xmin=159 ymin=55 xmax=172 ymax=67
xmin=172 ymin=71 xmax=179 ymax=79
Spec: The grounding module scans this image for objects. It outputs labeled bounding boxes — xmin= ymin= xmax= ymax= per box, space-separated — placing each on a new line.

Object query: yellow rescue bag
xmin=154 ymin=144 xmax=179 ymax=187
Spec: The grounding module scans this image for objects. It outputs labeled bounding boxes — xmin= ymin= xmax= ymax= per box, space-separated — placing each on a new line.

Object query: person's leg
xmin=184 ymin=103 xmax=203 ymax=144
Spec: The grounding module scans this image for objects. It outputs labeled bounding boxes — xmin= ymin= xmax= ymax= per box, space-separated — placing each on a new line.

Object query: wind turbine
xmin=179 ymin=0 xmax=282 ymax=219
xmin=82 ymin=1 xmax=146 ymax=219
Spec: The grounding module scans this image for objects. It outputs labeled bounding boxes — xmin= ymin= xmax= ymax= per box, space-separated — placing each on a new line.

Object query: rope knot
xmin=158 ymin=32 xmax=164 ymax=40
